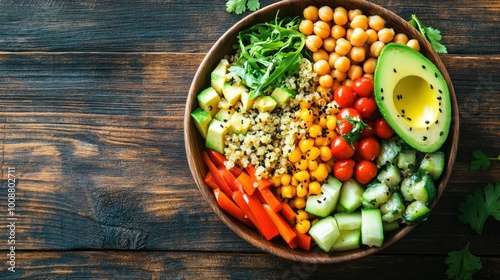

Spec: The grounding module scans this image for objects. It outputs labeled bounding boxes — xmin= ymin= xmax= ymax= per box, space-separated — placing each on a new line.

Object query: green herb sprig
xmin=445 ymin=242 xmax=483 ymax=280
xmin=226 ymin=0 xmax=260 ymax=14
xmin=409 ymin=14 xmax=447 ymax=54
xmin=470 ymin=150 xmax=500 ymax=171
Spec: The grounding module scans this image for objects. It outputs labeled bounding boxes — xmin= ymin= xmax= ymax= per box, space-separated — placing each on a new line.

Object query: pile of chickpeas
xmin=299 ymin=5 xmax=420 ymax=93
xmin=271 ymin=6 xmax=419 ymax=235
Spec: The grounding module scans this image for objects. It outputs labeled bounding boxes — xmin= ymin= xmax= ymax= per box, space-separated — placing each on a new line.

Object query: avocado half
xmin=374 ymin=43 xmax=451 ymax=153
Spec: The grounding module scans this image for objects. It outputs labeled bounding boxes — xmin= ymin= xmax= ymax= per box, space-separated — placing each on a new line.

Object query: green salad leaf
xmin=226 ymin=0 xmax=261 ymax=14
xmin=343 ymin=117 xmax=370 ymax=147
xmin=409 ymin=14 xmax=447 ymax=54
xmin=458 ymin=182 xmax=500 ymax=235
xmin=229 ymin=14 xmax=306 ymax=99
xmin=445 ymin=242 xmax=482 ymax=280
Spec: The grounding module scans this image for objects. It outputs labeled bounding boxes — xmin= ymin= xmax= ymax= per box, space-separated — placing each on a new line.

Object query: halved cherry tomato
xmin=374 ymin=117 xmax=395 ymax=139
xmin=333 ymin=159 xmax=356 ymax=181
xmin=334 ymin=85 xmax=357 ymax=108
xmin=330 ymin=135 xmax=355 ymax=160
xmin=336 ymin=108 xmax=362 ymax=135
xmin=358 ymin=136 xmax=381 ymax=161
xmin=354 ymin=97 xmax=377 ymax=119
xmin=354 ymin=160 xmax=378 ymax=184
xmin=352 ymin=77 xmax=374 ymax=97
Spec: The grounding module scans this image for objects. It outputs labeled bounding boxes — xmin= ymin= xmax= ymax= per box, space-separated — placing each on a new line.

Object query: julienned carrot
xmin=236 ymin=171 xmax=257 ymax=195
xmin=232 ymin=190 xmax=260 ymax=231
xmin=206 ymin=149 xmax=243 ymax=177
xmin=204 ymin=172 xmax=219 ymax=190
xmin=256 ymin=188 xmax=282 ymax=213
xmin=218 ymin=166 xmax=243 ymax=193
xmin=243 ymin=193 xmax=279 ymax=240
xmin=213 ymin=188 xmax=252 ymax=227
xmin=294 ymin=229 xmax=312 ymax=251
xmin=202 ymin=151 xmax=233 ymax=197
xmin=245 ymin=165 xmax=273 ymax=189
xmin=280 ymin=201 xmax=296 ymax=224
xmin=263 ymin=204 xmax=297 ymax=246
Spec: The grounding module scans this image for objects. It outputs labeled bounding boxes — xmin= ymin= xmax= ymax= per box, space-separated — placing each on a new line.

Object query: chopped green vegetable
xmin=458 ymin=182 xmax=500 ymax=235
xmin=343 ymin=117 xmax=370 ymax=147
xmin=470 ymin=150 xmax=500 ymax=171
xmin=409 ymin=14 xmax=447 ymax=54
xmin=445 ymin=242 xmax=482 ymax=280
xmin=226 ymin=0 xmax=260 ymax=14
xmin=229 ymin=14 xmax=306 ymax=99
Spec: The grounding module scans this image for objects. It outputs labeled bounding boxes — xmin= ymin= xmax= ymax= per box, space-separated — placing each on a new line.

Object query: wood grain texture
xmin=0 ymin=0 xmax=498 ymax=278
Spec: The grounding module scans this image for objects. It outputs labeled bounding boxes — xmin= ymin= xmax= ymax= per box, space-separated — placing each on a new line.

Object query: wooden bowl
xmin=184 ymin=0 xmax=459 ymax=263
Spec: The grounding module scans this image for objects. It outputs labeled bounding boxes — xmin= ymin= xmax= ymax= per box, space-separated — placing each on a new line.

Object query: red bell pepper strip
xmin=245 ymin=165 xmax=273 ymax=190
xmin=206 ymin=149 xmax=243 ymax=177
xmin=280 ymin=202 xmax=296 ymax=224
xmin=263 ymin=204 xmax=297 ymax=246
xmin=213 ymin=188 xmax=252 ymax=227
xmin=256 ymin=188 xmax=282 ymax=213
xmin=235 ymin=171 xmax=257 ymax=195
xmin=294 ymin=229 xmax=312 ymax=251
xmin=204 ymin=171 xmax=219 ymax=190
xmin=232 ymin=190 xmax=259 ymax=231
xmin=202 ymin=151 xmax=233 ymax=197
xmin=243 ymin=193 xmax=279 ymax=241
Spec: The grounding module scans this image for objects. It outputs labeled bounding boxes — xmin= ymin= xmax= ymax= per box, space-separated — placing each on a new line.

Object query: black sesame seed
xmin=435 ymin=120 xmax=439 ymax=124
xmin=439 ymin=89 xmax=443 ymax=94
xmin=439 ymin=108 xmax=442 ymax=113
xmin=208 ymin=106 xmax=213 ymax=111
xmin=317 ymin=200 xmax=322 ymax=204
xmin=393 ymin=68 xmax=397 ymax=73
xmin=407 ymin=117 xmax=412 ymax=121
xmin=423 ymin=136 xmax=427 ymax=141
xmin=437 ymin=96 xmax=442 ymax=100
xmin=422 ymin=65 xmax=426 ymax=69
xmin=435 ymin=73 xmax=438 ymax=78
xmin=402 ymin=109 xmax=406 ymax=114
xmin=440 ymin=131 xmax=444 ymax=136
xmin=427 ymin=127 xmax=429 ymax=130
xmin=381 ymin=96 xmax=384 ymax=100
xmin=425 ymin=120 xmax=430 ymax=124
xmin=381 ymin=88 xmax=384 ymax=93
xmin=409 ymin=127 xmax=413 ymax=131
xmin=430 ymin=84 xmax=434 ymax=90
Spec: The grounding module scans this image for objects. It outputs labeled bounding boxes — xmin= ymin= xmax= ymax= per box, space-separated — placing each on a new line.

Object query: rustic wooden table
xmin=0 ymin=0 xmax=498 ymax=279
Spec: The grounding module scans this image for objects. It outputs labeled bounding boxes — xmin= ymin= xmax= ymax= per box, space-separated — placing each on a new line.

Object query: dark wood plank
xmin=0 ymin=0 xmax=497 ymax=54
xmin=1 ymin=250 xmax=499 ymax=279
xmin=0 ymin=52 xmax=498 ymax=257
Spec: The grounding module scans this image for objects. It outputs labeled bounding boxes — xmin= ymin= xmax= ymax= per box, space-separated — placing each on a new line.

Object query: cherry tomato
xmin=358 ymin=136 xmax=381 ymax=161
xmin=361 ymin=120 xmax=374 ymax=138
xmin=334 ymin=159 xmax=356 ymax=181
xmin=355 ymin=160 xmax=378 ymax=184
xmin=336 ymin=108 xmax=362 ymax=135
xmin=352 ymin=77 xmax=374 ymax=97
xmin=374 ymin=117 xmax=395 ymax=139
xmin=354 ymin=97 xmax=377 ymax=119
xmin=330 ymin=135 xmax=355 ymax=160
xmin=334 ymin=85 xmax=357 ymax=108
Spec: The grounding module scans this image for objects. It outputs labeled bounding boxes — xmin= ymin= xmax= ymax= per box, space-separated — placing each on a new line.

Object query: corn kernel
xmin=295 ymin=219 xmax=311 ymax=234
xmin=294 ymin=170 xmax=310 ymax=183
xmin=296 ymin=210 xmax=309 ymax=222
xmin=306 ymin=146 xmax=321 ymax=160
xmin=312 ymin=163 xmax=329 ymax=182
xmin=281 ymin=185 xmax=296 ymax=199
xmin=308 ymin=181 xmax=322 ymax=195
xmin=308 ymin=159 xmax=319 ymax=172
xmin=281 ymin=174 xmax=292 ymax=186
xmin=308 ymin=124 xmax=323 ymax=138
xmin=299 ymin=138 xmax=315 ymax=153
xmin=296 ymin=184 xmax=309 ymax=198
xmin=288 ymin=148 xmax=302 ymax=163
xmin=295 ymin=159 xmax=309 ymax=171
xmin=320 ymin=146 xmax=333 ymax=161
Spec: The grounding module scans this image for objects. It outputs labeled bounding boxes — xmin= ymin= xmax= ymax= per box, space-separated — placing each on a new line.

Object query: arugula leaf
xmin=226 ymin=0 xmax=260 ymax=14
xmin=458 ymin=182 xmax=500 ymax=234
xmin=470 ymin=150 xmax=500 ymax=171
xmin=342 ymin=117 xmax=369 ymax=147
xmin=445 ymin=242 xmax=482 ymax=280
xmin=409 ymin=14 xmax=447 ymax=54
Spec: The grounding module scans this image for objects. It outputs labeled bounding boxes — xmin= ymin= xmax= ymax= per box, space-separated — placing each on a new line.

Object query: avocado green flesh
xmin=374 ymin=43 xmax=451 ymax=153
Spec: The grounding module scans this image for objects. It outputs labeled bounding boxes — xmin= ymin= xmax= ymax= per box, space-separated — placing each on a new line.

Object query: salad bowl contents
xmin=184 ymin=0 xmax=459 ymax=263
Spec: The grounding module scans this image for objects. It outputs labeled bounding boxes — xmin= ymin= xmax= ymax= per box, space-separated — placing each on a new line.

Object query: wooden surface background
xmin=0 ymin=0 xmax=498 ymax=279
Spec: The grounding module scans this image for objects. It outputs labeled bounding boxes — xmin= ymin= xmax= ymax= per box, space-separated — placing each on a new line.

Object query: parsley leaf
xmin=226 ymin=0 xmax=260 ymax=14
xmin=342 ymin=117 xmax=369 ymax=147
xmin=408 ymin=14 xmax=447 ymax=54
xmin=470 ymin=150 xmax=500 ymax=171
xmin=458 ymin=182 xmax=500 ymax=235
xmin=445 ymin=242 xmax=482 ymax=280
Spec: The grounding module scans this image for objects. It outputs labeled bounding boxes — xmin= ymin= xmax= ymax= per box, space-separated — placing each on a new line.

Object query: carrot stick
xmin=263 ymin=204 xmax=297 ymax=246
xmin=280 ymin=201 xmax=296 ymax=224
xmin=232 ymin=190 xmax=259 ymax=231
xmin=235 ymin=171 xmax=257 ymax=195
xmin=243 ymin=193 xmax=279 ymax=240
xmin=213 ymin=188 xmax=252 ymax=227
xmin=204 ymin=171 xmax=219 ymax=190
xmin=218 ymin=166 xmax=242 ymax=193
xmin=202 ymin=151 xmax=233 ymax=197
xmin=257 ymin=188 xmax=282 ymax=212
xmin=294 ymin=229 xmax=312 ymax=251
xmin=245 ymin=164 xmax=273 ymax=189
xmin=206 ymin=149 xmax=243 ymax=177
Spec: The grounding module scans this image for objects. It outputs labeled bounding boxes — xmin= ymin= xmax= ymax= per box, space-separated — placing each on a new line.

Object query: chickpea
xmin=393 ymin=33 xmax=409 ymax=45
xmin=323 ymin=37 xmax=336 ymax=52
xmin=303 ymin=6 xmax=319 ymax=22
xmin=334 ymin=56 xmax=351 ymax=73
xmin=305 ymin=35 xmax=323 ymax=52
xmin=350 ymin=46 xmax=366 ymax=62
xmin=378 ymin=28 xmax=395 ymax=43
xmin=333 ymin=7 xmax=348 ymax=25
xmin=318 ymin=6 xmax=334 ymax=22
xmin=328 ymin=52 xmax=341 ymax=68
xmin=350 ymin=27 xmax=368 ymax=47
xmin=350 ymin=15 xmax=369 ymax=30
xmin=363 ymin=73 xmax=374 ymax=80
xmin=313 ymin=59 xmax=331 ymax=76
xmin=368 ymin=15 xmax=386 ymax=31
xmin=365 ymin=29 xmax=379 ymax=44
xmin=363 ymin=57 xmax=377 ymax=74
xmin=335 ymin=38 xmax=352 ymax=56
xmin=348 ymin=65 xmax=363 ymax=81
xmin=312 ymin=49 xmax=329 ymax=62
xmin=330 ymin=69 xmax=348 ymax=82
xmin=331 ymin=25 xmax=346 ymax=39
xmin=342 ymin=78 xmax=353 ymax=87
xmin=369 ymin=41 xmax=385 ymax=57
xmin=345 ymin=28 xmax=354 ymax=41
xmin=314 ymin=20 xmax=331 ymax=39
xmin=407 ymin=39 xmax=421 ymax=51
xmin=348 ymin=9 xmax=362 ymax=21
xmin=319 ymin=74 xmax=334 ymax=88
xmin=299 ymin=19 xmax=314 ymax=35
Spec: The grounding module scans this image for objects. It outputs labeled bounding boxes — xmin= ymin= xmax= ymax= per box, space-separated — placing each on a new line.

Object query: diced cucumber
xmin=376 ymin=164 xmax=402 ymax=189
xmin=383 ymin=220 xmax=400 ymax=233
xmin=402 ymin=200 xmax=431 ymax=224
xmin=339 ymin=179 xmax=365 ymax=213
xmin=331 ymin=229 xmax=361 ymax=251
xmin=361 ymin=208 xmax=384 ymax=247
xmin=308 ymin=216 xmax=340 ymax=252
xmin=376 ymin=137 xmax=403 ymax=167
xmin=360 ymin=182 xmax=391 ymax=209
xmin=409 ymin=174 xmax=436 ymax=205
xmin=379 ymin=192 xmax=405 ymax=223
xmin=400 ymin=174 xmax=419 ymax=201
xmin=334 ymin=212 xmax=362 ymax=230
xmin=305 ymin=191 xmax=335 ymax=218
xmin=396 ymin=149 xmax=417 ymax=173
xmin=322 ymin=175 xmax=342 ymax=201
xmin=419 ymin=151 xmax=445 ymax=180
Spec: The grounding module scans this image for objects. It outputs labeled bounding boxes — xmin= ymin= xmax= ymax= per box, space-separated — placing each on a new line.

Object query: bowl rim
xmin=184 ymin=0 xmax=459 ymax=263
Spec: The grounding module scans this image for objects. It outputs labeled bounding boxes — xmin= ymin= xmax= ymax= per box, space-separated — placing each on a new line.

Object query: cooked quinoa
xmin=220 ymin=57 xmax=337 ymax=180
